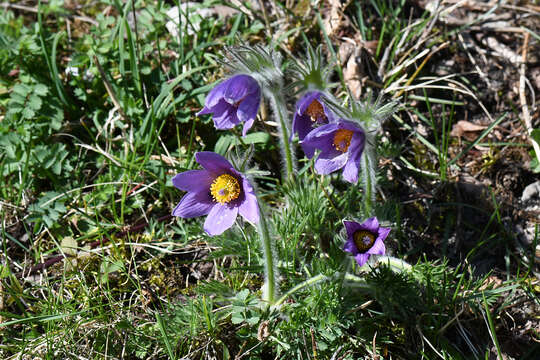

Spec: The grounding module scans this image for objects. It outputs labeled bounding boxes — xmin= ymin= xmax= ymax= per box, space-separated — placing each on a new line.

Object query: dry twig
xmin=1 ymin=2 xmax=98 ymax=26
xmin=519 ymin=32 xmax=540 ymax=166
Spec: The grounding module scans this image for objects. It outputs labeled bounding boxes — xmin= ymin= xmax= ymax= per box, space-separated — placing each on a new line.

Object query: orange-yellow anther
xmin=353 ymin=230 xmax=375 ymax=252
xmin=210 ymin=174 xmax=241 ymax=204
xmin=305 ymin=100 xmax=326 ymax=123
xmin=333 ymin=129 xmax=353 ymax=152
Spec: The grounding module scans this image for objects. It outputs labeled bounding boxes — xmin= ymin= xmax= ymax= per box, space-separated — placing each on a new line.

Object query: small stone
xmin=521 ymin=180 xmax=540 ymax=202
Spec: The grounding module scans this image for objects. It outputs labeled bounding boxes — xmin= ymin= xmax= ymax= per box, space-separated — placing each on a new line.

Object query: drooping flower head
xmin=197 ymin=74 xmax=261 ymax=136
xmin=301 ymin=119 xmax=365 ymax=183
xmin=343 ymin=218 xmax=389 ymax=267
xmin=292 ymin=91 xmax=335 ymax=141
xmin=172 ymin=152 xmax=259 ymax=236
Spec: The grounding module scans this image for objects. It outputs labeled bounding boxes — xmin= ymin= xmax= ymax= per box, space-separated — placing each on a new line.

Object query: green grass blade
xmin=156 ymin=312 xmax=176 ymax=360
xmin=482 ymin=292 xmax=503 ymax=360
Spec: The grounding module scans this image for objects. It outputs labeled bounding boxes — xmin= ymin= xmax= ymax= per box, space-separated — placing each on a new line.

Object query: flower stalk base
xmin=256 ymin=202 xmax=277 ymax=305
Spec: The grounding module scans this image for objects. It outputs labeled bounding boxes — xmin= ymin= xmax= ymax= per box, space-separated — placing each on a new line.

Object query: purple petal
xmin=360 ymin=217 xmax=380 ymax=234
xmin=197 ymin=106 xmax=212 ymax=116
xmin=354 ymin=253 xmax=370 ymax=267
xmin=367 ymin=237 xmax=386 ymax=256
xmin=377 ymin=226 xmax=391 ymax=242
xmin=303 ymin=123 xmax=341 ymax=139
xmin=343 ymin=220 xmax=362 ymax=237
xmin=241 ymin=118 xmax=255 ymax=137
xmin=293 ymin=92 xmax=324 ymax=141
xmin=341 ymin=158 xmax=359 ymax=183
xmin=295 ymin=91 xmax=335 ymax=129
xmin=211 ymin=101 xmax=239 ymax=129
xmin=314 ymin=151 xmax=348 ymax=175
xmin=237 ymin=90 xmax=260 ymax=123
xmin=347 ymin=128 xmax=366 ymax=157
xmin=301 ymin=131 xmax=333 ymax=159
xmin=301 ymin=123 xmax=339 ymax=158
xmin=196 ymin=152 xmax=235 ymax=174
xmin=172 ymin=192 xmax=213 ymax=218
xmin=202 ymin=80 xmax=229 ymax=109
xmin=224 ymin=75 xmax=260 ymax=104
xmin=322 ymin=102 xmax=336 ymax=123
xmin=296 ymin=91 xmax=322 ymax=115
xmin=204 ymin=204 xmax=239 ymax=236
xmin=172 ymin=170 xmax=214 ymax=192
xmin=292 ymin=114 xmax=313 ymax=141
xmin=340 ymin=119 xmax=363 ymax=131
xmin=238 ymin=178 xmax=259 ymax=223
xmin=343 ymin=238 xmax=358 ymax=255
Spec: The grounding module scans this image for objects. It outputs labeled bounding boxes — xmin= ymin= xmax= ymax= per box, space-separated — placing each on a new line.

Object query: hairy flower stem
xmin=363 ymin=154 xmax=373 ymax=214
xmin=376 ymin=256 xmax=413 ymax=272
xmin=268 ymin=92 xmax=295 ymax=181
xmin=256 ymin=202 xmax=277 ymax=305
xmin=273 ymin=274 xmax=328 ymax=308
xmin=273 ymin=272 xmax=371 ymax=308
xmin=273 ymin=258 xmax=413 ymax=309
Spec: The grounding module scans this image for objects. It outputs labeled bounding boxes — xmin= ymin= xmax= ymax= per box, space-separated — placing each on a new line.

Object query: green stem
xmin=269 ymin=92 xmax=295 ymax=181
xmin=273 ymin=272 xmax=376 ymax=308
xmin=376 ymin=256 xmax=413 ymax=272
xmin=273 ymin=274 xmax=328 ymax=308
xmin=343 ymin=273 xmax=371 ymax=285
xmin=363 ymin=154 xmax=372 ymax=214
xmin=257 ymin=201 xmax=277 ymax=305
xmin=272 ymin=258 xmax=413 ymax=308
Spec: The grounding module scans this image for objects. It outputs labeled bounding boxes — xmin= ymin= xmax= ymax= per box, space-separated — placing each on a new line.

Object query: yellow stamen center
xmin=353 ymin=230 xmax=376 ymax=252
xmin=305 ymin=100 xmax=326 ymax=123
xmin=333 ymin=129 xmax=353 ymax=152
xmin=210 ymin=174 xmax=241 ymax=204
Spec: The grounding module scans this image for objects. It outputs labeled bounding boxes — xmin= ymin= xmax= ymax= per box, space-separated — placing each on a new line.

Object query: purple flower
xmin=301 ymin=119 xmax=365 ymax=183
xmin=197 ymin=74 xmax=261 ymax=136
xmin=343 ymin=218 xmax=390 ymax=267
xmin=292 ymin=91 xmax=334 ymax=141
xmin=172 ymin=151 xmax=259 ymax=236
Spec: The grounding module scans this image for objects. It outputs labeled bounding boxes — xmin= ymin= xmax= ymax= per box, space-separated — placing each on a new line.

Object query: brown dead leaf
xmin=530 ymin=67 xmax=540 ymax=90
xmin=344 ymin=48 xmax=362 ymax=99
xmin=362 ymin=40 xmax=379 ymax=55
xmin=479 ymin=275 xmax=503 ymax=291
xmin=257 ymin=320 xmax=270 ymax=341
xmin=338 ymin=41 xmax=355 ymax=65
xmin=213 ymin=5 xmax=238 ymax=18
xmin=150 ymin=154 xmax=177 ymax=166
xmin=323 ymin=0 xmax=344 ymax=37
xmin=450 ymin=120 xmax=487 ymax=140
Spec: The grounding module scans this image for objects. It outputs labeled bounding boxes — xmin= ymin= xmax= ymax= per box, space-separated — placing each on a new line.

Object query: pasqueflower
xmin=172 ymin=152 xmax=259 ymax=236
xmin=343 ymin=218 xmax=389 ymax=267
xmin=292 ymin=91 xmax=334 ymax=140
xmin=301 ymin=119 xmax=365 ymax=183
xmin=197 ymin=74 xmax=261 ymax=136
